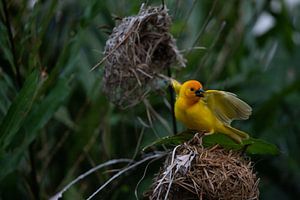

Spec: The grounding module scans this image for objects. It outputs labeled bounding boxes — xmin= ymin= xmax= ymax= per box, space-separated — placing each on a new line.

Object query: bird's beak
xmin=195 ymin=88 xmax=205 ymax=97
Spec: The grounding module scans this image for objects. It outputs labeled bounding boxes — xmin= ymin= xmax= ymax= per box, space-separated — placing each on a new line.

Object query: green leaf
xmin=243 ymin=138 xmax=280 ymax=155
xmin=0 ymin=70 xmax=39 ymax=151
xmin=0 ymin=77 xmax=71 ymax=180
xmin=202 ymin=133 xmax=242 ymax=150
xmin=22 ymin=78 xmax=71 ymax=144
xmin=203 ymin=134 xmax=280 ymax=155
xmin=143 ymin=130 xmax=279 ymax=156
xmin=142 ymin=130 xmax=195 ymax=152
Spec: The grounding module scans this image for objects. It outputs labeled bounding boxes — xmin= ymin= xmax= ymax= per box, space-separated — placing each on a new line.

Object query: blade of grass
xmin=22 ymin=78 xmax=71 ymax=143
xmin=0 ymin=77 xmax=71 ymax=180
xmin=0 ymin=70 xmax=39 ymax=151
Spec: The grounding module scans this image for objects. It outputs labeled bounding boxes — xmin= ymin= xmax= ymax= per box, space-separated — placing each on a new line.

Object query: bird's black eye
xmin=190 ymin=88 xmax=194 ymax=91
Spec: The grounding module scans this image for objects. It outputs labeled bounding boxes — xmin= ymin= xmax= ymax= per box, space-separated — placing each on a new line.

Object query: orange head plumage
xmin=180 ymin=80 xmax=205 ymax=102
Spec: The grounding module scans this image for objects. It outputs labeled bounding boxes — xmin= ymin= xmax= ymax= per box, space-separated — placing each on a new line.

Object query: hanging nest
xmin=146 ymin=135 xmax=260 ymax=200
xmin=102 ymin=4 xmax=186 ymax=109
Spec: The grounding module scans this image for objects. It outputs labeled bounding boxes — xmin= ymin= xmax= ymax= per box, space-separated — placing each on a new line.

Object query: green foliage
xmin=204 ymin=134 xmax=280 ymax=155
xmin=0 ymin=0 xmax=300 ymax=199
xmin=143 ymin=131 xmax=279 ymax=156
xmin=142 ymin=130 xmax=195 ymax=151
xmin=0 ymin=70 xmax=39 ymax=150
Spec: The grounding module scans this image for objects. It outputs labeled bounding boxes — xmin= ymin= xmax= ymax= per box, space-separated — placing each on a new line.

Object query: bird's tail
xmin=222 ymin=125 xmax=249 ymax=143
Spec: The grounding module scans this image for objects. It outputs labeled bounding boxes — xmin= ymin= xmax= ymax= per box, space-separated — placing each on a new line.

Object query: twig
xmin=49 ymin=159 xmax=133 ymax=200
xmin=167 ymin=67 xmax=177 ymax=135
xmin=86 ymin=153 xmax=166 ymax=200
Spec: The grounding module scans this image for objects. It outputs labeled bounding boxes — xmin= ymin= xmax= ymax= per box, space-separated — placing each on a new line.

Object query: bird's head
xmin=180 ymin=80 xmax=205 ymax=102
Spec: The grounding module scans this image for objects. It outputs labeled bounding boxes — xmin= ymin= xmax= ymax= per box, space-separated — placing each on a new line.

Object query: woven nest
xmin=102 ymin=5 xmax=186 ymax=109
xmin=146 ymin=135 xmax=260 ymax=200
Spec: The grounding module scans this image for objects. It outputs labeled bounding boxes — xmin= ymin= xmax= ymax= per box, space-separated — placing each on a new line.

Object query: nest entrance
xmin=102 ymin=5 xmax=185 ymax=109
xmin=146 ymin=135 xmax=260 ymax=200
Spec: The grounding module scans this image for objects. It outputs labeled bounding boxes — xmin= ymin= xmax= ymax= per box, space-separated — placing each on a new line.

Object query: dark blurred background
xmin=0 ymin=0 xmax=299 ymax=199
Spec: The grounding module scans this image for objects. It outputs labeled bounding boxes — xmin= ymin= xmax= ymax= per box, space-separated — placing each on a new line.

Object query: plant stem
xmin=167 ymin=67 xmax=177 ymax=135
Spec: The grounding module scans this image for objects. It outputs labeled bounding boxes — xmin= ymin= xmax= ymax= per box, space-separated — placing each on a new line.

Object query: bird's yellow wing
xmin=203 ymin=90 xmax=252 ymax=125
xmin=171 ymin=79 xmax=182 ymax=95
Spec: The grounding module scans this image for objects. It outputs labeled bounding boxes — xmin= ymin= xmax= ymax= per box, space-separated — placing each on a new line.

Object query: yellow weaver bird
xmin=172 ymin=79 xmax=252 ymax=143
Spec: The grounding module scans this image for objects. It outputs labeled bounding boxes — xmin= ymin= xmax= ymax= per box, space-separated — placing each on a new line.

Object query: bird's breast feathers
xmin=175 ymin=99 xmax=216 ymax=131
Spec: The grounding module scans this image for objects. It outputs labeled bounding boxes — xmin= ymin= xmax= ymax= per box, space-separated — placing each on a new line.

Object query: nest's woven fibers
xmin=146 ymin=136 xmax=260 ymax=200
xmin=102 ymin=5 xmax=185 ymax=109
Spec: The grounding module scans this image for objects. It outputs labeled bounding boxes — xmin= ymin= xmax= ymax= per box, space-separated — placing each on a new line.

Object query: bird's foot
xmin=204 ymin=130 xmax=214 ymax=135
